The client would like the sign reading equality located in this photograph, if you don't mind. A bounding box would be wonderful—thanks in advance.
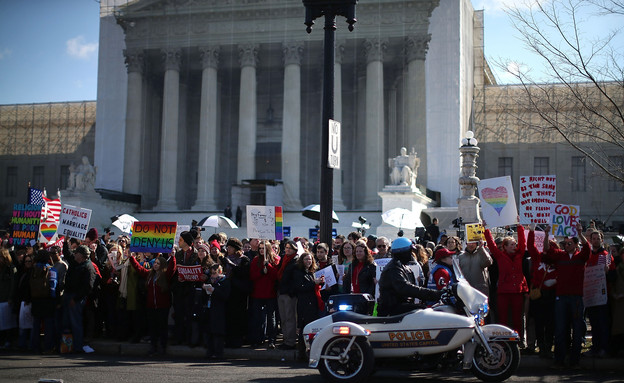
[57,204,92,241]
[130,221,177,253]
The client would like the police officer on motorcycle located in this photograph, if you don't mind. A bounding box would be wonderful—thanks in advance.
[377,237,444,316]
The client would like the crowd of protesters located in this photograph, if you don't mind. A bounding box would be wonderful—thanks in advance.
[0,218,623,368]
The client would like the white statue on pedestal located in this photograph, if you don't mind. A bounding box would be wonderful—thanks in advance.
[68,156,96,192]
[388,147,420,188]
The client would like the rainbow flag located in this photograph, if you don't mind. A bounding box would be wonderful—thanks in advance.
[130,221,177,253]
[275,206,283,240]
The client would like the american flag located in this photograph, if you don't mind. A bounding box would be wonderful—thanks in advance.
[28,187,45,206]
[42,196,62,223]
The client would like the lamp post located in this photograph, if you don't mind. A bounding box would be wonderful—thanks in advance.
[457,130,481,224]
[303,0,357,246]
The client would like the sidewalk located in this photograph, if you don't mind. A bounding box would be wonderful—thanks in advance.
[89,339,624,370]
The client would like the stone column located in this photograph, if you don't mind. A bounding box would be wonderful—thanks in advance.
[333,41,347,211]
[237,43,259,183]
[281,42,303,210]
[405,35,430,186]
[154,48,181,211]
[363,38,387,210]
[192,45,220,211]
[122,49,144,195]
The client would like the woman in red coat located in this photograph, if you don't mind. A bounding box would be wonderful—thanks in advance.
[484,225,527,334]
[129,253,176,356]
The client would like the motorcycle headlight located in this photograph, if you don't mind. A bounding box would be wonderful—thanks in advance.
[475,300,489,326]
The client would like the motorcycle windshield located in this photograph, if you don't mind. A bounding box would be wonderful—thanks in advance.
[452,256,488,314]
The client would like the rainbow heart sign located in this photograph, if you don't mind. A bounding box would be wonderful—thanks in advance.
[478,176,519,228]
[481,186,508,216]
[40,222,58,242]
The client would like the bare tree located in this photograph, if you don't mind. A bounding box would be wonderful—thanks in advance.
[494,0,624,186]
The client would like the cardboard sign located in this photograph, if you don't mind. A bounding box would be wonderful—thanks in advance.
[466,223,485,243]
[130,221,177,253]
[478,176,518,228]
[549,204,580,237]
[519,175,556,224]
[315,265,337,289]
[583,264,608,308]
[177,265,203,282]
[57,204,92,240]
[10,204,42,246]
[246,205,283,240]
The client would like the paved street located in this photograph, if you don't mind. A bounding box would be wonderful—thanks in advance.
[0,354,622,383]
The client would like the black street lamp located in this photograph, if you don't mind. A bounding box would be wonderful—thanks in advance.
[302,0,357,247]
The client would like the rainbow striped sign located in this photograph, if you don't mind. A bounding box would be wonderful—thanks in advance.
[130,221,177,253]
[246,205,283,240]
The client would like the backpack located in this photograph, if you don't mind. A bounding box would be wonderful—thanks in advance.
[30,264,51,299]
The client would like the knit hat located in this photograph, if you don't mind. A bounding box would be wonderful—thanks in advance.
[209,240,221,251]
[434,248,454,263]
[197,243,210,254]
[180,231,194,247]
[86,228,98,241]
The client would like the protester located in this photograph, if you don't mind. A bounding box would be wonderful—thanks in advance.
[223,237,251,348]
[428,248,456,290]
[248,240,279,349]
[458,239,492,297]
[343,240,376,295]
[202,263,230,359]
[172,231,199,346]
[276,240,298,350]
[16,253,34,350]
[293,251,324,358]
[30,249,57,353]
[374,237,390,259]
[0,248,17,348]
[62,245,95,353]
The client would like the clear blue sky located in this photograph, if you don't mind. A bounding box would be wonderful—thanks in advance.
[0,0,621,104]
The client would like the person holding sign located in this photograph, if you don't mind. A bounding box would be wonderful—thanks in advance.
[172,231,199,346]
[223,238,251,349]
[128,252,176,356]
[343,240,377,296]
[484,224,527,336]
[314,243,339,311]
[542,223,588,369]
[581,227,614,359]
[458,239,492,298]
[249,240,280,349]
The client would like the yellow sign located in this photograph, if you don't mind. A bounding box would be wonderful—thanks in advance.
[466,223,485,243]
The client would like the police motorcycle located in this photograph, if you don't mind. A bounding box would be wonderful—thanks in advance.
[302,257,520,383]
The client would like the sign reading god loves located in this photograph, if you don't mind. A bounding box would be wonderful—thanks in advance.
[519,175,556,224]
[10,204,42,245]
[57,204,92,240]
[130,221,177,253]
[549,204,580,237]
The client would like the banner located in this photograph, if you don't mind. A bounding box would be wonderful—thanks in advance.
[177,265,203,282]
[583,264,608,308]
[246,205,284,240]
[465,223,485,243]
[57,204,92,241]
[519,175,556,224]
[478,176,518,228]
[10,204,42,246]
[549,204,580,237]
[130,221,177,253]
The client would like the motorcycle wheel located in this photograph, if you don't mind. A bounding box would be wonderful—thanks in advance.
[471,341,520,382]
[318,336,374,383]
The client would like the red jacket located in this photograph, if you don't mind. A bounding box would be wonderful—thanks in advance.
[484,225,528,294]
[129,255,176,309]
[542,244,589,296]
[527,230,557,291]
[249,256,279,299]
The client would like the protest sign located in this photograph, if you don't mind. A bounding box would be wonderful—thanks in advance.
[177,265,203,282]
[10,204,42,246]
[375,258,393,300]
[174,225,189,246]
[534,230,546,253]
[38,221,58,244]
[478,176,518,228]
[315,266,337,290]
[519,175,556,224]
[335,264,346,286]
[246,205,283,240]
[465,223,485,243]
[57,204,92,240]
[583,264,608,307]
[130,221,177,253]
[549,204,580,237]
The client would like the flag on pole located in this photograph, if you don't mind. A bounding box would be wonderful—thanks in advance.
[42,196,62,223]
[28,187,45,206]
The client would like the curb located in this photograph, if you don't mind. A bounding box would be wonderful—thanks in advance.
[519,354,624,371]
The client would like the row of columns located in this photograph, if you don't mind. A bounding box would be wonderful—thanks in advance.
[122,36,428,211]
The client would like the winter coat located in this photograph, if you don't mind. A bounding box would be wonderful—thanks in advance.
[484,226,528,294]
[458,246,493,296]
[0,264,16,303]
[343,262,376,296]
[129,255,176,309]
[204,276,231,335]
[249,257,278,299]
[293,267,320,328]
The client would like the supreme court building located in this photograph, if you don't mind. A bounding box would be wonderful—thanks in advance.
[94,0,482,213]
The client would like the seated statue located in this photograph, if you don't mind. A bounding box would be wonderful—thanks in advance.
[69,156,96,191]
[388,147,420,188]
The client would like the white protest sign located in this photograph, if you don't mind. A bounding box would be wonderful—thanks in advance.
[335,264,346,286]
[374,258,393,300]
[478,176,518,228]
[315,265,337,290]
[519,175,556,224]
[246,205,283,240]
[57,204,92,240]
[583,264,608,308]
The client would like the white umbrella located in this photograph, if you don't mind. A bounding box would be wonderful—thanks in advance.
[381,208,423,230]
[302,204,339,223]
[111,214,138,234]
[198,215,238,229]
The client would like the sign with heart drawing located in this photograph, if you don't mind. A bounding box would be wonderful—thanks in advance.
[478,176,519,228]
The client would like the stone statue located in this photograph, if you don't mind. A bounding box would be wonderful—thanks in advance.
[69,156,96,191]
[388,147,420,187]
